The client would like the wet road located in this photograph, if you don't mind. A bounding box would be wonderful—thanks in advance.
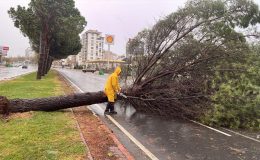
[0,66,37,80]
[58,69,260,160]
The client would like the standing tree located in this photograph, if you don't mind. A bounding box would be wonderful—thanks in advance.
[8,0,86,79]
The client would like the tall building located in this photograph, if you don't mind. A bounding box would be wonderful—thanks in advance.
[79,30,104,64]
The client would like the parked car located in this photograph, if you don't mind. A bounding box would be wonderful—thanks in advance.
[82,69,96,73]
[22,65,28,69]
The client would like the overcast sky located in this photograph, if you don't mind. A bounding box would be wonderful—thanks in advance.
[0,0,260,57]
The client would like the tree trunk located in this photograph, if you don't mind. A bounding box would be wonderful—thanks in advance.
[37,54,45,79]
[46,56,52,74]
[0,92,107,115]
[37,32,44,80]
[42,53,48,76]
[48,58,53,72]
[41,41,47,77]
[40,24,49,77]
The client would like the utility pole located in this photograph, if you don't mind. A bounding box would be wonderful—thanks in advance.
[107,44,110,69]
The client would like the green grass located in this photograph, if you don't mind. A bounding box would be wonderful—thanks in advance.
[0,72,59,99]
[0,71,86,160]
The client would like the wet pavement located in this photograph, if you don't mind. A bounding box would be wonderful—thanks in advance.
[58,68,260,160]
[0,66,37,80]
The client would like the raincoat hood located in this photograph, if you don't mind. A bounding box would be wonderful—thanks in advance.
[114,66,121,75]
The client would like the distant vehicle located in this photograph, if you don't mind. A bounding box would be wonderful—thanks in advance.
[22,65,28,69]
[82,69,96,73]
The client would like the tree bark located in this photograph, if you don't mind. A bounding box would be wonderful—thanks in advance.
[41,38,47,77]
[42,53,48,76]
[37,32,44,80]
[46,57,52,73]
[37,53,44,79]
[0,92,107,115]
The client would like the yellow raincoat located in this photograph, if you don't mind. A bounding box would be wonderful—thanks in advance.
[104,66,121,102]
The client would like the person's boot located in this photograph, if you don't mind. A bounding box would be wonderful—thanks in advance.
[104,109,110,114]
[104,103,110,114]
[109,110,117,114]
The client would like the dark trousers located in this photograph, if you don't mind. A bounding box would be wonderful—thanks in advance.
[105,102,115,112]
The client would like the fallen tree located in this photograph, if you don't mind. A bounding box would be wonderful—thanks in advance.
[0,92,107,115]
[1,0,260,123]
[121,0,260,119]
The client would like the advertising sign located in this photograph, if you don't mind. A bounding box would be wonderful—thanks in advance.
[105,35,115,45]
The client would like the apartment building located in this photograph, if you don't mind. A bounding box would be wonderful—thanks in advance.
[80,29,104,62]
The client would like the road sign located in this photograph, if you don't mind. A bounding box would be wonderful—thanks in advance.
[105,35,114,45]
[0,46,9,56]
[3,46,9,51]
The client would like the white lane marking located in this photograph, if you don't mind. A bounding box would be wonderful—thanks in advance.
[190,120,232,137]
[106,113,159,160]
[93,103,159,160]
[222,128,260,143]
[59,70,159,160]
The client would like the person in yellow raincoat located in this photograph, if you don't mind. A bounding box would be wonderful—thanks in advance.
[104,66,121,114]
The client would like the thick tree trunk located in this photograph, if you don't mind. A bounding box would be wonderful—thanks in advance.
[46,57,50,73]
[42,53,48,76]
[45,56,50,74]
[0,91,107,115]
[49,58,53,72]
[37,53,44,79]
[46,56,52,74]
[37,33,44,80]
[41,40,48,77]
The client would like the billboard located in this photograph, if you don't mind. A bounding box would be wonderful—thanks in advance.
[105,35,115,45]
[0,46,9,56]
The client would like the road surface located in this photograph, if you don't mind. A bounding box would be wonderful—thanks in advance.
[58,68,260,160]
[0,66,36,80]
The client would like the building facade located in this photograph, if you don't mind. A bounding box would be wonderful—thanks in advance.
[79,30,104,63]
